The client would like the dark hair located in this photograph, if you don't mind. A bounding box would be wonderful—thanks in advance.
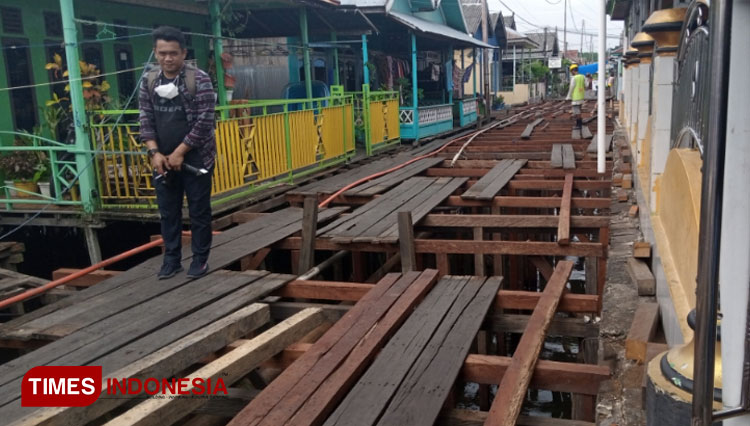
[152,26,186,49]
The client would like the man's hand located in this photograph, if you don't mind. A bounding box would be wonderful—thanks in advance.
[167,151,185,171]
[151,153,170,175]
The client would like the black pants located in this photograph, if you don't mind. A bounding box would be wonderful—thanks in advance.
[155,168,213,266]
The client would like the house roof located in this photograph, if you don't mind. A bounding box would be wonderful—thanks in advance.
[524,31,559,54]
[502,14,516,30]
[388,11,495,48]
[489,12,501,31]
[505,27,538,49]
[459,0,483,35]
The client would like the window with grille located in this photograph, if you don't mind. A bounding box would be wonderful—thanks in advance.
[113,19,127,38]
[1,7,23,34]
[44,12,62,37]
[81,16,97,40]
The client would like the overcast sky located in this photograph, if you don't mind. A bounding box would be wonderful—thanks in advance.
[488,0,624,51]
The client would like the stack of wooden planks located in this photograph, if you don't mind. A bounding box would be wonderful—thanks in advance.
[461,159,527,201]
[551,144,576,169]
[325,275,503,426]
[228,270,440,426]
[318,177,466,244]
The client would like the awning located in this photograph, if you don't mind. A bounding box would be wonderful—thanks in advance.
[388,11,496,49]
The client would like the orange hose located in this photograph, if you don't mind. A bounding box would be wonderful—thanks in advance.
[0,230,220,310]
[318,131,475,208]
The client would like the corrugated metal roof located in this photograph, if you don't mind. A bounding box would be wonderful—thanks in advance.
[388,11,495,48]
[502,14,516,30]
[459,0,483,35]
[525,31,559,53]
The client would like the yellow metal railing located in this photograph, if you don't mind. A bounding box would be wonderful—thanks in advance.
[369,96,400,150]
[90,95,355,208]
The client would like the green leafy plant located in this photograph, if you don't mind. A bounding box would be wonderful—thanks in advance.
[0,139,48,183]
[396,77,424,106]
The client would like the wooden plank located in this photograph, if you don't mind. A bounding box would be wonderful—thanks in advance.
[521,118,544,139]
[558,174,574,245]
[275,280,372,302]
[588,134,613,153]
[376,277,503,426]
[461,159,514,200]
[474,159,526,201]
[529,257,554,281]
[622,173,633,189]
[572,128,582,139]
[562,144,576,169]
[324,276,473,426]
[625,302,660,363]
[550,144,563,168]
[104,308,325,426]
[298,197,319,273]
[445,195,611,209]
[628,258,655,296]
[462,354,610,395]
[413,240,603,257]
[51,269,121,287]
[0,273,295,415]
[439,409,596,426]
[485,261,575,426]
[227,272,413,425]
[633,241,651,258]
[581,125,592,139]
[629,204,639,218]
[0,208,344,341]
[15,304,272,426]
[345,157,444,197]
[398,212,417,273]
[373,177,467,242]
[285,270,440,426]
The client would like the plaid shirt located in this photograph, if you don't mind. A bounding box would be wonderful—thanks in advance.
[138,65,217,169]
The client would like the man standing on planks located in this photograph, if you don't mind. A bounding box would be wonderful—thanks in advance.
[139,26,217,279]
[566,63,585,130]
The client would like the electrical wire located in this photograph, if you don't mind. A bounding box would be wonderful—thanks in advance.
[0,32,151,51]
[0,51,154,241]
[0,66,146,92]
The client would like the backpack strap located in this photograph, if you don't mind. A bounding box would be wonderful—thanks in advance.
[145,65,197,97]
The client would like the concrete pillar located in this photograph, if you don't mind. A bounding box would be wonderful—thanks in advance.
[648,54,675,210]
[629,61,640,149]
[637,61,650,170]
[720,2,750,425]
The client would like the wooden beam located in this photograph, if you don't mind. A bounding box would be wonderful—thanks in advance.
[51,268,121,287]
[18,304,273,426]
[625,303,660,363]
[474,227,484,276]
[521,118,544,139]
[419,215,609,229]
[558,174,574,245]
[506,180,611,191]
[104,308,325,426]
[445,196,610,209]
[298,197,319,273]
[439,409,596,426]
[628,257,656,296]
[414,240,605,257]
[398,211,417,273]
[463,354,609,395]
[275,280,372,301]
[486,261,574,426]
[529,257,554,281]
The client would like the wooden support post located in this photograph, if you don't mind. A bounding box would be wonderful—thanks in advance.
[298,197,319,273]
[436,253,450,277]
[628,257,656,296]
[557,174,573,245]
[626,303,660,363]
[486,261,574,426]
[240,248,271,271]
[398,211,417,273]
[477,330,490,410]
[350,251,366,282]
[474,227,485,276]
[492,206,503,276]
[597,227,609,313]
[584,257,598,295]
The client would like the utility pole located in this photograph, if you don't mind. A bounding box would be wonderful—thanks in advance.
[563,0,567,59]
[481,0,490,124]
[581,20,585,64]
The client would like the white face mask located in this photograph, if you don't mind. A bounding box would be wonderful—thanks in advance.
[155,82,179,99]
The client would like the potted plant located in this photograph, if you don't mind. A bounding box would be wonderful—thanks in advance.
[0,136,48,199]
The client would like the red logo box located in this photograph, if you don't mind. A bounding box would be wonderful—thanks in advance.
[22,366,102,407]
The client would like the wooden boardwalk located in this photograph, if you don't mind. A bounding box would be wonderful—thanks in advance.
[0,100,616,426]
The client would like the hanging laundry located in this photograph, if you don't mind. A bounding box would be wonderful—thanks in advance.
[431,64,440,81]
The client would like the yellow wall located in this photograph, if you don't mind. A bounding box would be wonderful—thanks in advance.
[651,149,702,340]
